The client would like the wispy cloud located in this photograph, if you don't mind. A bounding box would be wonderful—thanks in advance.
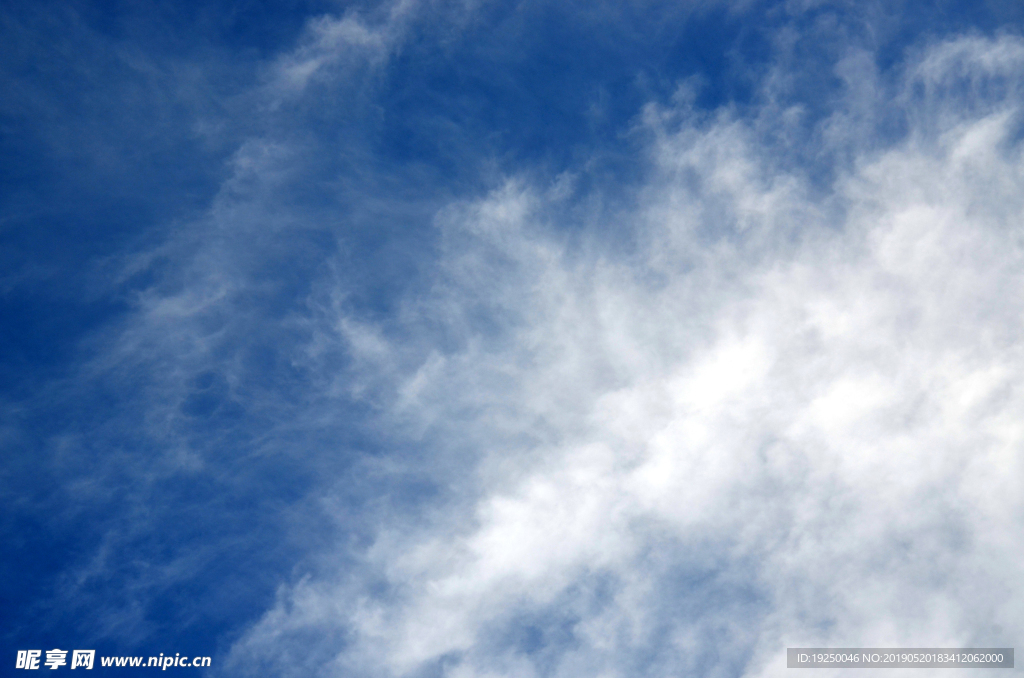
[268,12,393,97]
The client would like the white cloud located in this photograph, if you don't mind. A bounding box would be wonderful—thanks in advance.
[270,14,389,96]
[226,33,1024,678]
[263,0,433,104]
[265,0,480,100]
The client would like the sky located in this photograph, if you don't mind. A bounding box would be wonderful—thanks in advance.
[3,0,1024,676]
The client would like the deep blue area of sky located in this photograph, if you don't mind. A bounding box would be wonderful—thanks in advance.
[2,0,1023,674]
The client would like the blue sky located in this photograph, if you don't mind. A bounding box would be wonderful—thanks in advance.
[3,1,1024,676]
